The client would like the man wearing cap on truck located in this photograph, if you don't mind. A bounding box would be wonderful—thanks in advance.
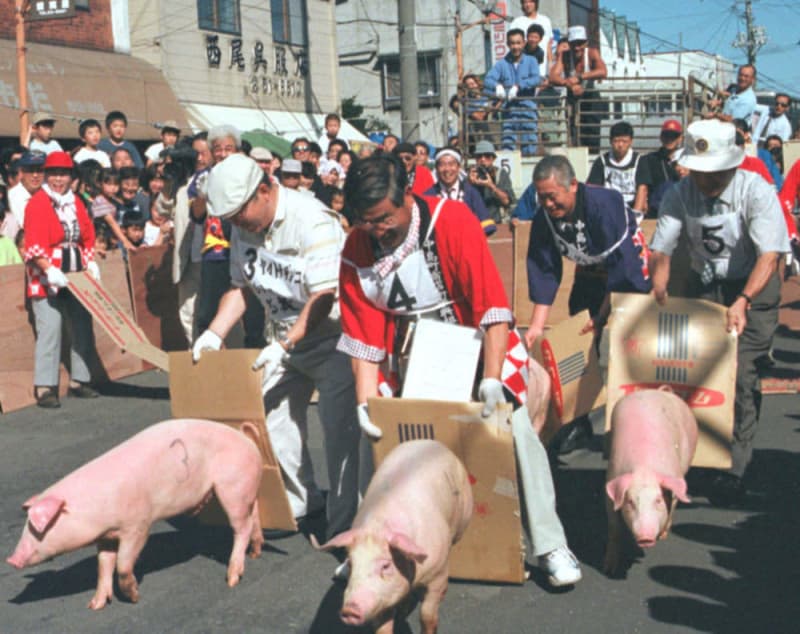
[549,25,608,152]
[191,154,360,540]
[642,119,687,218]
[338,154,583,588]
[650,119,789,507]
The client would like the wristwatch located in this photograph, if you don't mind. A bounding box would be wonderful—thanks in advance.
[279,335,295,351]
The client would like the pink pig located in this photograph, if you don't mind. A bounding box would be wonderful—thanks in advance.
[313,439,472,634]
[604,387,698,574]
[7,418,264,610]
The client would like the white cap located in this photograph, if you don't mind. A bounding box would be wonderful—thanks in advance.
[678,120,745,173]
[567,25,587,42]
[281,159,302,174]
[206,154,264,219]
[250,146,273,161]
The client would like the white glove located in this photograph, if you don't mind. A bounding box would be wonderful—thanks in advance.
[508,85,519,101]
[251,341,287,384]
[357,403,383,440]
[87,261,101,282]
[45,266,69,289]
[495,84,507,99]
[195,171,209,199]
[478,378,506,418]
[192,329,222,362]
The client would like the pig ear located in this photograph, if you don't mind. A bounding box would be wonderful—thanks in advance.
[311,529,358,552]
[387,531,428,564]
[658,474,691,504]
[26,496,66,534]
[605,474,633,511]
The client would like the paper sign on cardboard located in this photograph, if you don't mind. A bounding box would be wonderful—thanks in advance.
[169,350,296,531]
[67,271,169,371]
[402,320,483,402]
[530,310,606,445]
[368,398,525,584]
[606,293,736,469]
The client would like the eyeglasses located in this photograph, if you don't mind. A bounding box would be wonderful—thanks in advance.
[776,102,790,108]
[292,145,309,153]
[355,211,397,229]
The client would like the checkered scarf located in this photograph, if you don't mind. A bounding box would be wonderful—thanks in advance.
[373,202,420,279]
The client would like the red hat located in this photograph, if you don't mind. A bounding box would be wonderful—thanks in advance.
[661,119,683,134]
[44,151,74,170]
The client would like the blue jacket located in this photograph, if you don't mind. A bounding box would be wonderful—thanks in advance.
[424,180,496,236]
[511,183,537,221]
[757,148,784,189]
[483,52,541,98]
[527,184,651,305]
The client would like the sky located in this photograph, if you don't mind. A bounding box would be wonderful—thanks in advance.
[600,0,800,94]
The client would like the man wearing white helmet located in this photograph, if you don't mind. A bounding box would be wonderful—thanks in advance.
[650,119,790,506]
[192,153,360,539]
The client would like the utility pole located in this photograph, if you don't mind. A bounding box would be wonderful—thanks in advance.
[732,0,767,66]
[15,0,30,145]
[398,0,420,141]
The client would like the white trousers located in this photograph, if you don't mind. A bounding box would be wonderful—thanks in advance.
[262,335,360,539]
[511,406,569,557]
[177,261,201,347]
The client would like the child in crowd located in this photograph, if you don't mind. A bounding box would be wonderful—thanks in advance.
[73,119,111,167]
[118,166,149,221]
[111,147,135,171]
[28,112,63,155]
[329,189,350,230]
[121,211,146,255]
[145,121,180,167]
[92,168,133,252]
[0,233,22,266]
[143,206,173,247]
[98,111,144,168]
[92,218,112,259]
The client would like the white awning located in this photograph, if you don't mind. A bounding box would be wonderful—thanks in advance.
[183,103,369,144]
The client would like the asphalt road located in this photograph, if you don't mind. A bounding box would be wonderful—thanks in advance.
[1,330,799,633]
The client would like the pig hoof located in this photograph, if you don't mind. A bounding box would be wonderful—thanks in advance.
[87,595,110,610]
[118,576,139,603]
[227,573,241,588]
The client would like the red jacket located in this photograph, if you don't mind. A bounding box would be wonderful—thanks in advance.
[23,189,95,298]
[779,159,800,241]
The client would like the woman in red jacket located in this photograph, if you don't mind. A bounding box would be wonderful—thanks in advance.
[23,151,99,408]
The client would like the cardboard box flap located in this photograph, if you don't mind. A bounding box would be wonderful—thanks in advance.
[606,293,736,469]
[169,351,265,421]
[531,310,606,444]
[67,271,169,371]
[168,350,295,531]
[368,398,525,584]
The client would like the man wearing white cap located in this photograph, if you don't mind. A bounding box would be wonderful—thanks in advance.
[650,120,790,506]
[192,154,360,539]
[549,25,607,151]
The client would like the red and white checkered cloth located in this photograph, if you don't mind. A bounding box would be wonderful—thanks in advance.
[501,328,529,406]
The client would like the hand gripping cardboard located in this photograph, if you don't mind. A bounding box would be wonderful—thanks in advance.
[368,398,525,584]
[169,350,296,531]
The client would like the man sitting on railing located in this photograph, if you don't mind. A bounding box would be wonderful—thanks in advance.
[483,28,541,157]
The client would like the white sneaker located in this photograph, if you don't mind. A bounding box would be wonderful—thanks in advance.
[333,559,350,581]
[538,545,582,587]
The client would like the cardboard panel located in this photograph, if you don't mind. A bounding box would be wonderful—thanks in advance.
[67,269,169,372]
[0,254,144,414]
[368,399,525,584]
[606,293,736,469]
[512,220,575,326]
[530,311,606,445]
[127,245,188,352]
[487,224,513,306]
[169,351,296,532]
[783,141,800,176]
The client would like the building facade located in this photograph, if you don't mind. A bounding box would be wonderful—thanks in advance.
[0,0,184,142]
[128,0,360,143]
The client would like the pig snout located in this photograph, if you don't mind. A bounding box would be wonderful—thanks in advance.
[340,600,366,626]
[7,554,25,569]
[631,518,661,548]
